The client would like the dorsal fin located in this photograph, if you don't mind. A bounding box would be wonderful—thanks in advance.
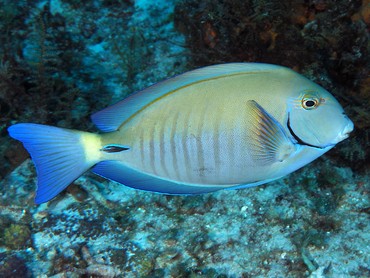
[91,63,285,132]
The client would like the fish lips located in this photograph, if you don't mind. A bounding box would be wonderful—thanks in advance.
[333,117,354,143]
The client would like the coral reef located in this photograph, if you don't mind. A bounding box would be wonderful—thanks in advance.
[0,0,369,277]
[0,253,30,277]
[174,0,368,78]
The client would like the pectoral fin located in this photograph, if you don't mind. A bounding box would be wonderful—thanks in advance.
[247,100,296,165]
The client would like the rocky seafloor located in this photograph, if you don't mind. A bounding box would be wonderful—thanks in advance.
[1,0,369,277]
[1,157,370,277]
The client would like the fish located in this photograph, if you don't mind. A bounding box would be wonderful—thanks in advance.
[8,63,354,204]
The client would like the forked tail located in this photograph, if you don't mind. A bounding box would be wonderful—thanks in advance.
[8,124,102,204]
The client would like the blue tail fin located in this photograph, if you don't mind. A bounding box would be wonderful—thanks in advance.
[8,123,97,204]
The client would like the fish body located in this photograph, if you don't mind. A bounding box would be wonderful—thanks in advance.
[8,63,354,204]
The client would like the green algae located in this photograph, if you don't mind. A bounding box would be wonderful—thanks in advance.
[2,223,31,250]
[128,250,155,276]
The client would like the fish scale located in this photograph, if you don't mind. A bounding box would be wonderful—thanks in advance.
[120,86,252,184]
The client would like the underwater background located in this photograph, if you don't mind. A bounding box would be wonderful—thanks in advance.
[0,0,369,277]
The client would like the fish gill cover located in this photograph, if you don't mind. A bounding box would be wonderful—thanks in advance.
[0,0,369,277]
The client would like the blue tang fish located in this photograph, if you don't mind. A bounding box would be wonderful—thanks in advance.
[8,63,354,204]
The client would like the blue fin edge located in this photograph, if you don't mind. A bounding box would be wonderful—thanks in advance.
[8,123,91,204]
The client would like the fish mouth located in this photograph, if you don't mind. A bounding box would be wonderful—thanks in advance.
[334,116,354,143]
[287,113,324,149]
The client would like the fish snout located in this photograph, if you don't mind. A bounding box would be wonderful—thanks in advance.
[335,116,354,142]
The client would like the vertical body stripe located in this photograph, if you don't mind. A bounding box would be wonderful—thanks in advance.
[212,108,222,178]
[182,109,192,181]
[196,104,207,181]
[139,126,145,166]
[159,114,169,178]
[149,122,157,175]
[226,117,236,176]
[170,111,180,180]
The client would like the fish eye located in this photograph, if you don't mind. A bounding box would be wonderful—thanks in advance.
[301,95,320,110]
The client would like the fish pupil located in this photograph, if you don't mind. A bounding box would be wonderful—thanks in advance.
[305,100,315,107]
